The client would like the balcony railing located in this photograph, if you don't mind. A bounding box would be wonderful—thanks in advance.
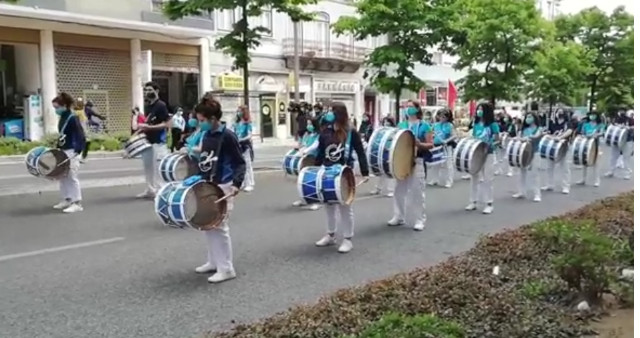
[282,38,367,63]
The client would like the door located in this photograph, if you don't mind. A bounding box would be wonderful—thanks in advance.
[260,97,275,138]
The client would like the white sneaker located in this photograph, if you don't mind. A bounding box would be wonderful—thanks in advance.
[540,186,552,191]
[53,200,71,210]
[338,239,353,253]
[465,203,477,211]
[308,204,320,211]
[624,175,631,180]
[604,172,614,178]
[62,203,83,213]
[561,188,570,194]
[195,263,217,274]
[207,270,236,283]
[387,217,405,226]
[243,186,254,192]
[292,200,303,207]
[593,181,600,187]
[136,191,155,199]
[385,192,394,198]
[482,205,493,214]
[576,180,586,185]
[444,183,452,188]
[427,181,437,186]
[369,189,381,195]
[533,196,541,202]
[512,193,524,199]
[315,234,336,247]
[506,171,513,177]
[413,222,425,231]
[461,174,471,180]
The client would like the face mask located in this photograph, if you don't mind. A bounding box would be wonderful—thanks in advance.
[323,112,335,123]
[145,91,157,100]
[525,117,534,125]
[200,121,212,131]
[476,110,483,118]
[589,115,596,121]
[503,117,508,122]
[237,111,242,117]
[55,107,66,115]
[306,125,314,132]
[406,107,418,117]
[188,118,198,128]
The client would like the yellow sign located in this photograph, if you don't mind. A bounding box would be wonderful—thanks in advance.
[217,74,244,91]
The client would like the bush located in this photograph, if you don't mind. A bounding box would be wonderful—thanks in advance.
[344,313,465,338]
[0,133,126,155]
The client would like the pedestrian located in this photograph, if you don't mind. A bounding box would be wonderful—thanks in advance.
[170,107,186,152]
[429,108,455,188]
[72,98,90,164]
[314,102,369,253]
[576,111,604,187]
[131,107,146,135]
[387,101,431,231]
[541,109,574,194]
[370,114,395,197]
[292,116,321,211]
[234,105,254,192]
[51,92,86,213]
[192,100,245,283]
[513,112,543,202]
[137,81,170,198]
[84,100,106,133]
[465,102,500,214]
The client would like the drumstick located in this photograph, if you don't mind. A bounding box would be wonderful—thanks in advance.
[57,153,79,167]
[356,177,370,187]
[214,193,234,204]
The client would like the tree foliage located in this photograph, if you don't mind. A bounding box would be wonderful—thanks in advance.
[443,0,548,105]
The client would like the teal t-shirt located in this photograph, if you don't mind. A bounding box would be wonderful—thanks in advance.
[235,121,252,139]
[434,121,453,145]
[185,130,205,159]
[472,121,500,153]
[397,120,409,130]
[580,121,601,137]
[522,125,541,150]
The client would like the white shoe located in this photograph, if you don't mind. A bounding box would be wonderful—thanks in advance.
[427,181,437,186]
[195,262,217,274]
[593,182,600,187]
[482,205,493,214]
[576,180,586,185]
[385,192,394,197]
[624,175,631,180]
[387,217,405,226]
[62,203,83,213]
[292,200,303,207]
[413,222,425,231]
[506,171,513,177]
[540,186,552,191]
[512,193,524,199]
[207,270,236,283]
[315,234,336,247]
[53,200,71,210]
[369,189,381,195]
[461,174,471,180]
[136,191,155,199]
[79,159,87,164]
[243,186,254,192]
[444,183,452,188]
[465,203,477,211]
[533,196,541,202]
[561,188,570,194]
[604,172,614,178]
[308,204,320,211]
[338,239,353,253]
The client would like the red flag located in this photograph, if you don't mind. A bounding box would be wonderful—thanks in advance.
[447,80,457,110]
[469,100,477,118]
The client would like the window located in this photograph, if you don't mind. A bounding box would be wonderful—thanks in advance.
[216,8,272,35]
[431,52,443,65]
[248,9,273,36]
[303,12,330,52]
[216,9,235,30]
[152,0,209,18]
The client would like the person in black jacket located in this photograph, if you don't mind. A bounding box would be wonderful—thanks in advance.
[192,100,245,284]
[313,102,369,254]
[51,92,86,213]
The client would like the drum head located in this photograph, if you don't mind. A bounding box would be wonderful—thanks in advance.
[390,130,416,180]
[189,182,228,231]
[340,166,356,205]
[173,155,195,181]
[586,139,598,166]
[468,141,489,175]
[38,149,69,178]
[555,141,568,162]
[520,142,534,168]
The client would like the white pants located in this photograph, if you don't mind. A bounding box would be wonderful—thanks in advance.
[518,154,541,199]
[142,144,163,193]
[203,183,234,273]
[375,176,394,193]
[543,155,571,192]
[324,203,355,238]
[241,149,254,189]
[59,149,82,202]
[393,164,426,224]
[470,153,495,204]
[609,144,633,177]
[430,146,454,186]
[581,159,601,185]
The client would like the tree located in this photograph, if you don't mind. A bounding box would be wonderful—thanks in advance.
[164,0,315,106]
[526,39,591,114]
[443,0,549,106]
[554,6,634,112]
[333,0,446,119]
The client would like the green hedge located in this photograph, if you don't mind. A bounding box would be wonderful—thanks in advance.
[0,132,131,156]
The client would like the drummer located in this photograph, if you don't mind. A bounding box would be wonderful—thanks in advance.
[234,105,255,192]
[513,112,543,202]
[292,117,321,211]
[182,114,204,160]
[465,102,500,214]
[576,111,604,187]
[192,100,246,284]
[313,102,369,254]
[388,101,432,231]
[370,114,395,197]
[51,92,86,213]
[604,108,633,180]
[428,108,455,188]
[541,109,574,194]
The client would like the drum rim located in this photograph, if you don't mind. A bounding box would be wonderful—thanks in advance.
[194,182,228,231]
[365,127,391,177]
[154,182,180,227]
[296,166,319,204]
[339,165,356,205]
[38,148,70,179]
[389,128,415,180]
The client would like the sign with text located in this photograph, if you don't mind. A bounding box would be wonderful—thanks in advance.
[314,79,358,94]
[217,74,244,91]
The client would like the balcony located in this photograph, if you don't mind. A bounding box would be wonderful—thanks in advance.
[282,38,367,73]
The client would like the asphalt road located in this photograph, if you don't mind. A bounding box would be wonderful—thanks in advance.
[0,162,633,338]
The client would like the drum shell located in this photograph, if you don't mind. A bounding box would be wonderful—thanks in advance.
[24,146,47,177]
[282,149,315,176]
[168,180,228,231]
[154,182,182,228]
[124,134,151,157]
[159,153,199,182]
[366,127,415,180]
[571,136,598,167]
[425,146,446,167]
[453,137,489,175]
[37,149,70,179]
[604,125,628,149]
[506,139,534,168]
[538,135,568,163]
[297,165,356,205]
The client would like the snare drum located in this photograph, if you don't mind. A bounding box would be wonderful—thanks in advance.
[154,182,181,228]
[425,145,445,167]
[167,176,228,231]
[282,149,316,176]
[604,125,628,149]
[452,137,489,175]
[571,136,598,166]
[297,165,356,205]
[159,153,198,182]
[506,139,534,168]
[366,127,415,180]
[124,133,151,158]
[24,147,70,179]
[538,135,568,163]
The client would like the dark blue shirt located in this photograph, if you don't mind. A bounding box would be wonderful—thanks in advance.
[314,127,369,176]
[198,124,246,188]
[144,100,170,144]
[57,110,86,154]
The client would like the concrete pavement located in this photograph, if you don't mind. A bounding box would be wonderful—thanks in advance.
[0,166,632,338]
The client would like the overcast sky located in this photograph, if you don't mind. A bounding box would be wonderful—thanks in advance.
[559,0,635,14]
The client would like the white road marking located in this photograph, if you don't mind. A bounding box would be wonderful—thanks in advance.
[0,237,125,263]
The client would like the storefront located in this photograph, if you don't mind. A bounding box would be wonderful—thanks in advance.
[312,78,362,121]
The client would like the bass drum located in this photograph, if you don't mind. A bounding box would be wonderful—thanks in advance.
[571,136,598,167]
[506,139,534,168]
[366,127,415,180]
[167,176,229,231]
[452,137,489,175]
[297,165,356,205]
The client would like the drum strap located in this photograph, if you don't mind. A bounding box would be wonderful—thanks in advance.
[57,114,74,146]
[343,130,353,163]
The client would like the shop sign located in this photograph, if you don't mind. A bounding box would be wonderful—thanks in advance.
[217,74,244,91]
[314,80,358,94]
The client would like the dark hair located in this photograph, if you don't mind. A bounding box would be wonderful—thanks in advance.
[331,101,349,143]
[523,112,541,129]
[474,102,495,125]
[52,92,74,108]
[410,100,424,120]
[307,116,320,131]
[436,108,453,122]
[195,103,222,121]
[238,105,251,122]
[144,81,160,91]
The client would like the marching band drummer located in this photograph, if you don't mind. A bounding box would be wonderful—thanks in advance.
[428,108,455,188]
[388,102,433,231]
[292,117,322,211]
[604,108,633,180]
[370,114,395,197]
[513,112,543,202]
[541,110,575,194]
[182,114,205,159]
[465,103,500,214]
[314,102,369,254]
[576,111,604,187]
[52,92,86,213]
[192,101,246,283]
[234,105,255,192]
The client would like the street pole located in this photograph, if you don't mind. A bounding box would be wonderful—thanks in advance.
[293,20,301,103]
